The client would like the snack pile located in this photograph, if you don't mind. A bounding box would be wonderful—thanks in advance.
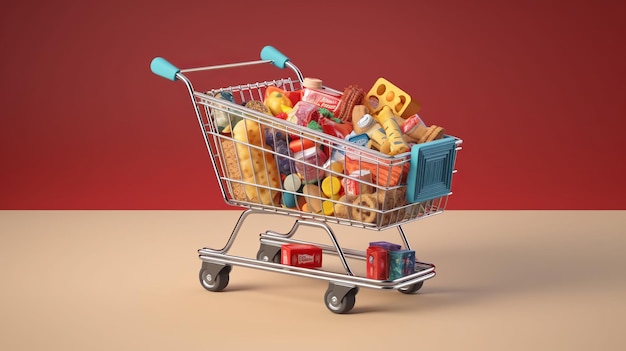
[215,77,445,226]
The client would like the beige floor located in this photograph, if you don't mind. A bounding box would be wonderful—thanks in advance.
[1,210,624,350]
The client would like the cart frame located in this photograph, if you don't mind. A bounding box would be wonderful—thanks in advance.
[151,46,462,313]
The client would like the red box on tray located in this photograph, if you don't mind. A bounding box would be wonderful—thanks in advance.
[281,244,323,268]
[369,241,402,252]
[366,246,389,280]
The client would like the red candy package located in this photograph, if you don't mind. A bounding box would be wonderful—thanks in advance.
[281,244,323,268]
[366,246,389,280]
[318,117,353,139]
[300,80,342,114]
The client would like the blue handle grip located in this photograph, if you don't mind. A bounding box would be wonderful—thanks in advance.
[150,57,180,81]
[260,46,289,69]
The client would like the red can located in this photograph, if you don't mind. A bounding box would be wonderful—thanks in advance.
[343,170,373,196]
[281,244,323,268]
[366,246,388,280]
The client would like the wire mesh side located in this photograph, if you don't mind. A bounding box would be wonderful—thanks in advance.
[191,79,456,230]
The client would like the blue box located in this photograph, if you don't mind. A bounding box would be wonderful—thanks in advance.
[406,136,457,203]
[388,250,415,280]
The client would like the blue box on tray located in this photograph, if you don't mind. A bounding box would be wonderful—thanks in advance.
[388,250,416,280]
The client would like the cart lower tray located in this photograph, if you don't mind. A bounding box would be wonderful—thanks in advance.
[197,209,435,314]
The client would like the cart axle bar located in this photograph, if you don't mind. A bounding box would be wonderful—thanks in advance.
[198,250,435,290]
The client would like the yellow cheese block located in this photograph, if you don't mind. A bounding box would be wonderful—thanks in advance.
[365,77,421,118]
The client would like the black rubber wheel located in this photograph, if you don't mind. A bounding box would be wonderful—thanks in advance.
[324,289,356,314]
[256,249,281,263]
[398,281,424,294]
[199,267,230,292]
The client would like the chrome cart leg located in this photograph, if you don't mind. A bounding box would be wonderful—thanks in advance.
[198,209,259,292]
[201,208,260,254]
[397,225,411,250]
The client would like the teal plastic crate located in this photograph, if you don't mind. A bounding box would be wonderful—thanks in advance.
[406,136,457,203]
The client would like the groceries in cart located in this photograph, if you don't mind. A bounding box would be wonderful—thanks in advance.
[212,75,452,228]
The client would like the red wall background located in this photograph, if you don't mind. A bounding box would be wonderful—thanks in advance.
[1,0,624,210]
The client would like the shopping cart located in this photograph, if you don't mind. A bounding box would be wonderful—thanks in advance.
[150,46,462,314]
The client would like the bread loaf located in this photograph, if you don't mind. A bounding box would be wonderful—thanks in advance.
[221,139,246,201]
[232,119,281,206]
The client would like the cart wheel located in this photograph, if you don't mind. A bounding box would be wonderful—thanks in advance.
[324,287,357,314]
[199,265,230,292]
[256,248,281,263]
[398,281,424,294]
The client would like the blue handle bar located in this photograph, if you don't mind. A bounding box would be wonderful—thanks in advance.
[260,46,290,69]
[150,57,180,81]
[151,46,290,80]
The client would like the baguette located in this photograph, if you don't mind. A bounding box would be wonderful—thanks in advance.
[232,119,281,206]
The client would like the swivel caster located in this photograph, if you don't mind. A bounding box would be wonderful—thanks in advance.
[199,261,232,292]
[324,283,359,314]
[256,244,281,263]
[398,280,424,294]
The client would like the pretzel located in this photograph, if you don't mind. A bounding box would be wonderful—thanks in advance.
[418,125,445,143]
